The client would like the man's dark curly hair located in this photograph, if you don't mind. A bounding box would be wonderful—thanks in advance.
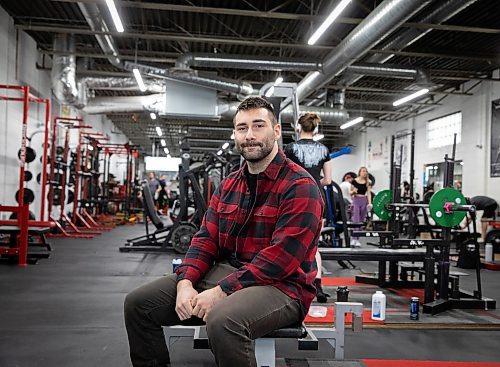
[234,96,277,126]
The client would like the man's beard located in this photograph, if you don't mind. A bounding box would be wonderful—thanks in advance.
[236,138,275,163]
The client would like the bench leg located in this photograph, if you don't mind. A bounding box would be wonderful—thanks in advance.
[255,338,275,367]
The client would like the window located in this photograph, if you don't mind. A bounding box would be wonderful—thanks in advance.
[427,112,462,149]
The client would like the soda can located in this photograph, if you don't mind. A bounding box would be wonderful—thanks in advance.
[410,297,419,320]
[172,258,182,273]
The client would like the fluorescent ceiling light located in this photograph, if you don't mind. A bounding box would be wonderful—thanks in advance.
[155,126,163,137]
[308,0,351,45]
[133,68,146,92]
[340,116,364,130]
[160,139,166,147]
[150,112,157,120]
[313,133,324,141]
[163,147,169,155]
[393,88,429,107]
[222,142,230,150]
[275,76,284,84]
[167,154,172,159]
[105,0,124,33]
[230,133,235,139]
[217,149,223,156]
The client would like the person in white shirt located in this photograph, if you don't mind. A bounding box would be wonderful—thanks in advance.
[339,174,354,204]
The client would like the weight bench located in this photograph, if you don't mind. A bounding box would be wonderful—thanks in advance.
[163,302,363,366]
[0,225,51,263]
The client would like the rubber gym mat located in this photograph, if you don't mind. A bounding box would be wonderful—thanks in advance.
[304,307,384,324]
[363,360,500,367]
[322,277,372,287]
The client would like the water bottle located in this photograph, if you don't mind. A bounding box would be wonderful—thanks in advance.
[371,290,386,321]
[336,286,349,302]
[485,243,493,262]
[172,258,182,273]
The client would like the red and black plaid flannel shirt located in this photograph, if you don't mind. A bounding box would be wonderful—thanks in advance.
[176,150,324,314]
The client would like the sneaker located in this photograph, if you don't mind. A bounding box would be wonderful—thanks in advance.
[351,240,362,248]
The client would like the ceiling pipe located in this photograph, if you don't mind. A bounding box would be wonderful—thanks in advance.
[175,53,322,72]
[345,62,430,84]
[77,2,121,66]
[217,101,348,125]
[295,0,432,103]
[124,61,254,97]
[336,0,479,88]
[51,34,79,106]
[82,93,166,114]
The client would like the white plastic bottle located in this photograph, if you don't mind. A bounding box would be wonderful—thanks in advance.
[371,291,386,321]
[485,243,493,262]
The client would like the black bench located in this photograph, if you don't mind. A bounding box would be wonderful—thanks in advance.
[0,225,51,263]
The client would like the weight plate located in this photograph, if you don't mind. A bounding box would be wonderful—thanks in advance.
[368,173,376,187]
[372,189,393,221]
[9,211,36,220]
[56,146,65,156]
[67,190,74,204]
[15,188,35,204]
[429,187,467,228]
[24,170,33,182]
[18,147,36,163]
[170,224,198,254]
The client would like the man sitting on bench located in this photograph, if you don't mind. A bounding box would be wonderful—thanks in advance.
[124,97,324,367]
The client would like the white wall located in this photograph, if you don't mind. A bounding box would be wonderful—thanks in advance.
[0,5,129,220]
[346,78,500,201]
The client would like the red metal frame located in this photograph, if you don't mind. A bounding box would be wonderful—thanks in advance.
[0,84,53,265]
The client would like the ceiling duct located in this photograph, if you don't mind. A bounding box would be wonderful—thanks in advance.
[336,0,479,87]
[77,2,121,66]
[51,34,79,106]
[295,0,432,103]
[82,93,166,114]
[81,77,165,93]
[175,53,322,72]
[217,101,348,125]
[345,63,430,84]
[124,61,253,96]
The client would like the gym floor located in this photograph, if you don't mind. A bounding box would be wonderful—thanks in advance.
[1,224,500,367]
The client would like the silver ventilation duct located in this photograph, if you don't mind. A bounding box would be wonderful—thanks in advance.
[217,101,349,124]
[346,63,429,84]
[175,53,322,72]
[337,0,479,87]
[81,77,165,93]
[82,94,166,114]
[296,0,431,103]
[77,2,121,66]
[51,34,79,106]
[124,61,253,96]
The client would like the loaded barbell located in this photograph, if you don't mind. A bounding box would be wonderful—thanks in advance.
[372,187,474,228]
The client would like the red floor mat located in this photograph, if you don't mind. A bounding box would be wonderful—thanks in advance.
[304,307,384,324]
[363,360,500,367]
[322,277,372,287]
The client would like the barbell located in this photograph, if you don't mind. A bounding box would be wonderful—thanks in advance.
[372,187,473,228]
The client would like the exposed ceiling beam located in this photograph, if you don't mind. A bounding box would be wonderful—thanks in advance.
[17,23,500,64]
[339,86,474,96]
[52,0,500,34]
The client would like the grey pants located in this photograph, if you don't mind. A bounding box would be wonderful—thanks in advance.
[124,262,302,367]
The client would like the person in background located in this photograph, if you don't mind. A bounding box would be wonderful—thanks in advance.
[350,166,372,248]
[284,112,332,303]
[339,173,354,206]
[464,196,498,243]
[147,172,160,201]
[124,96,323,367]
[401,181,411,201]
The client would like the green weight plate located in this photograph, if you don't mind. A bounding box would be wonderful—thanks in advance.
[372,189,393,221]
[429,187,467,227]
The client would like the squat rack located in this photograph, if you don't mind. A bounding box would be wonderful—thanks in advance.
[0,84,53,265]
